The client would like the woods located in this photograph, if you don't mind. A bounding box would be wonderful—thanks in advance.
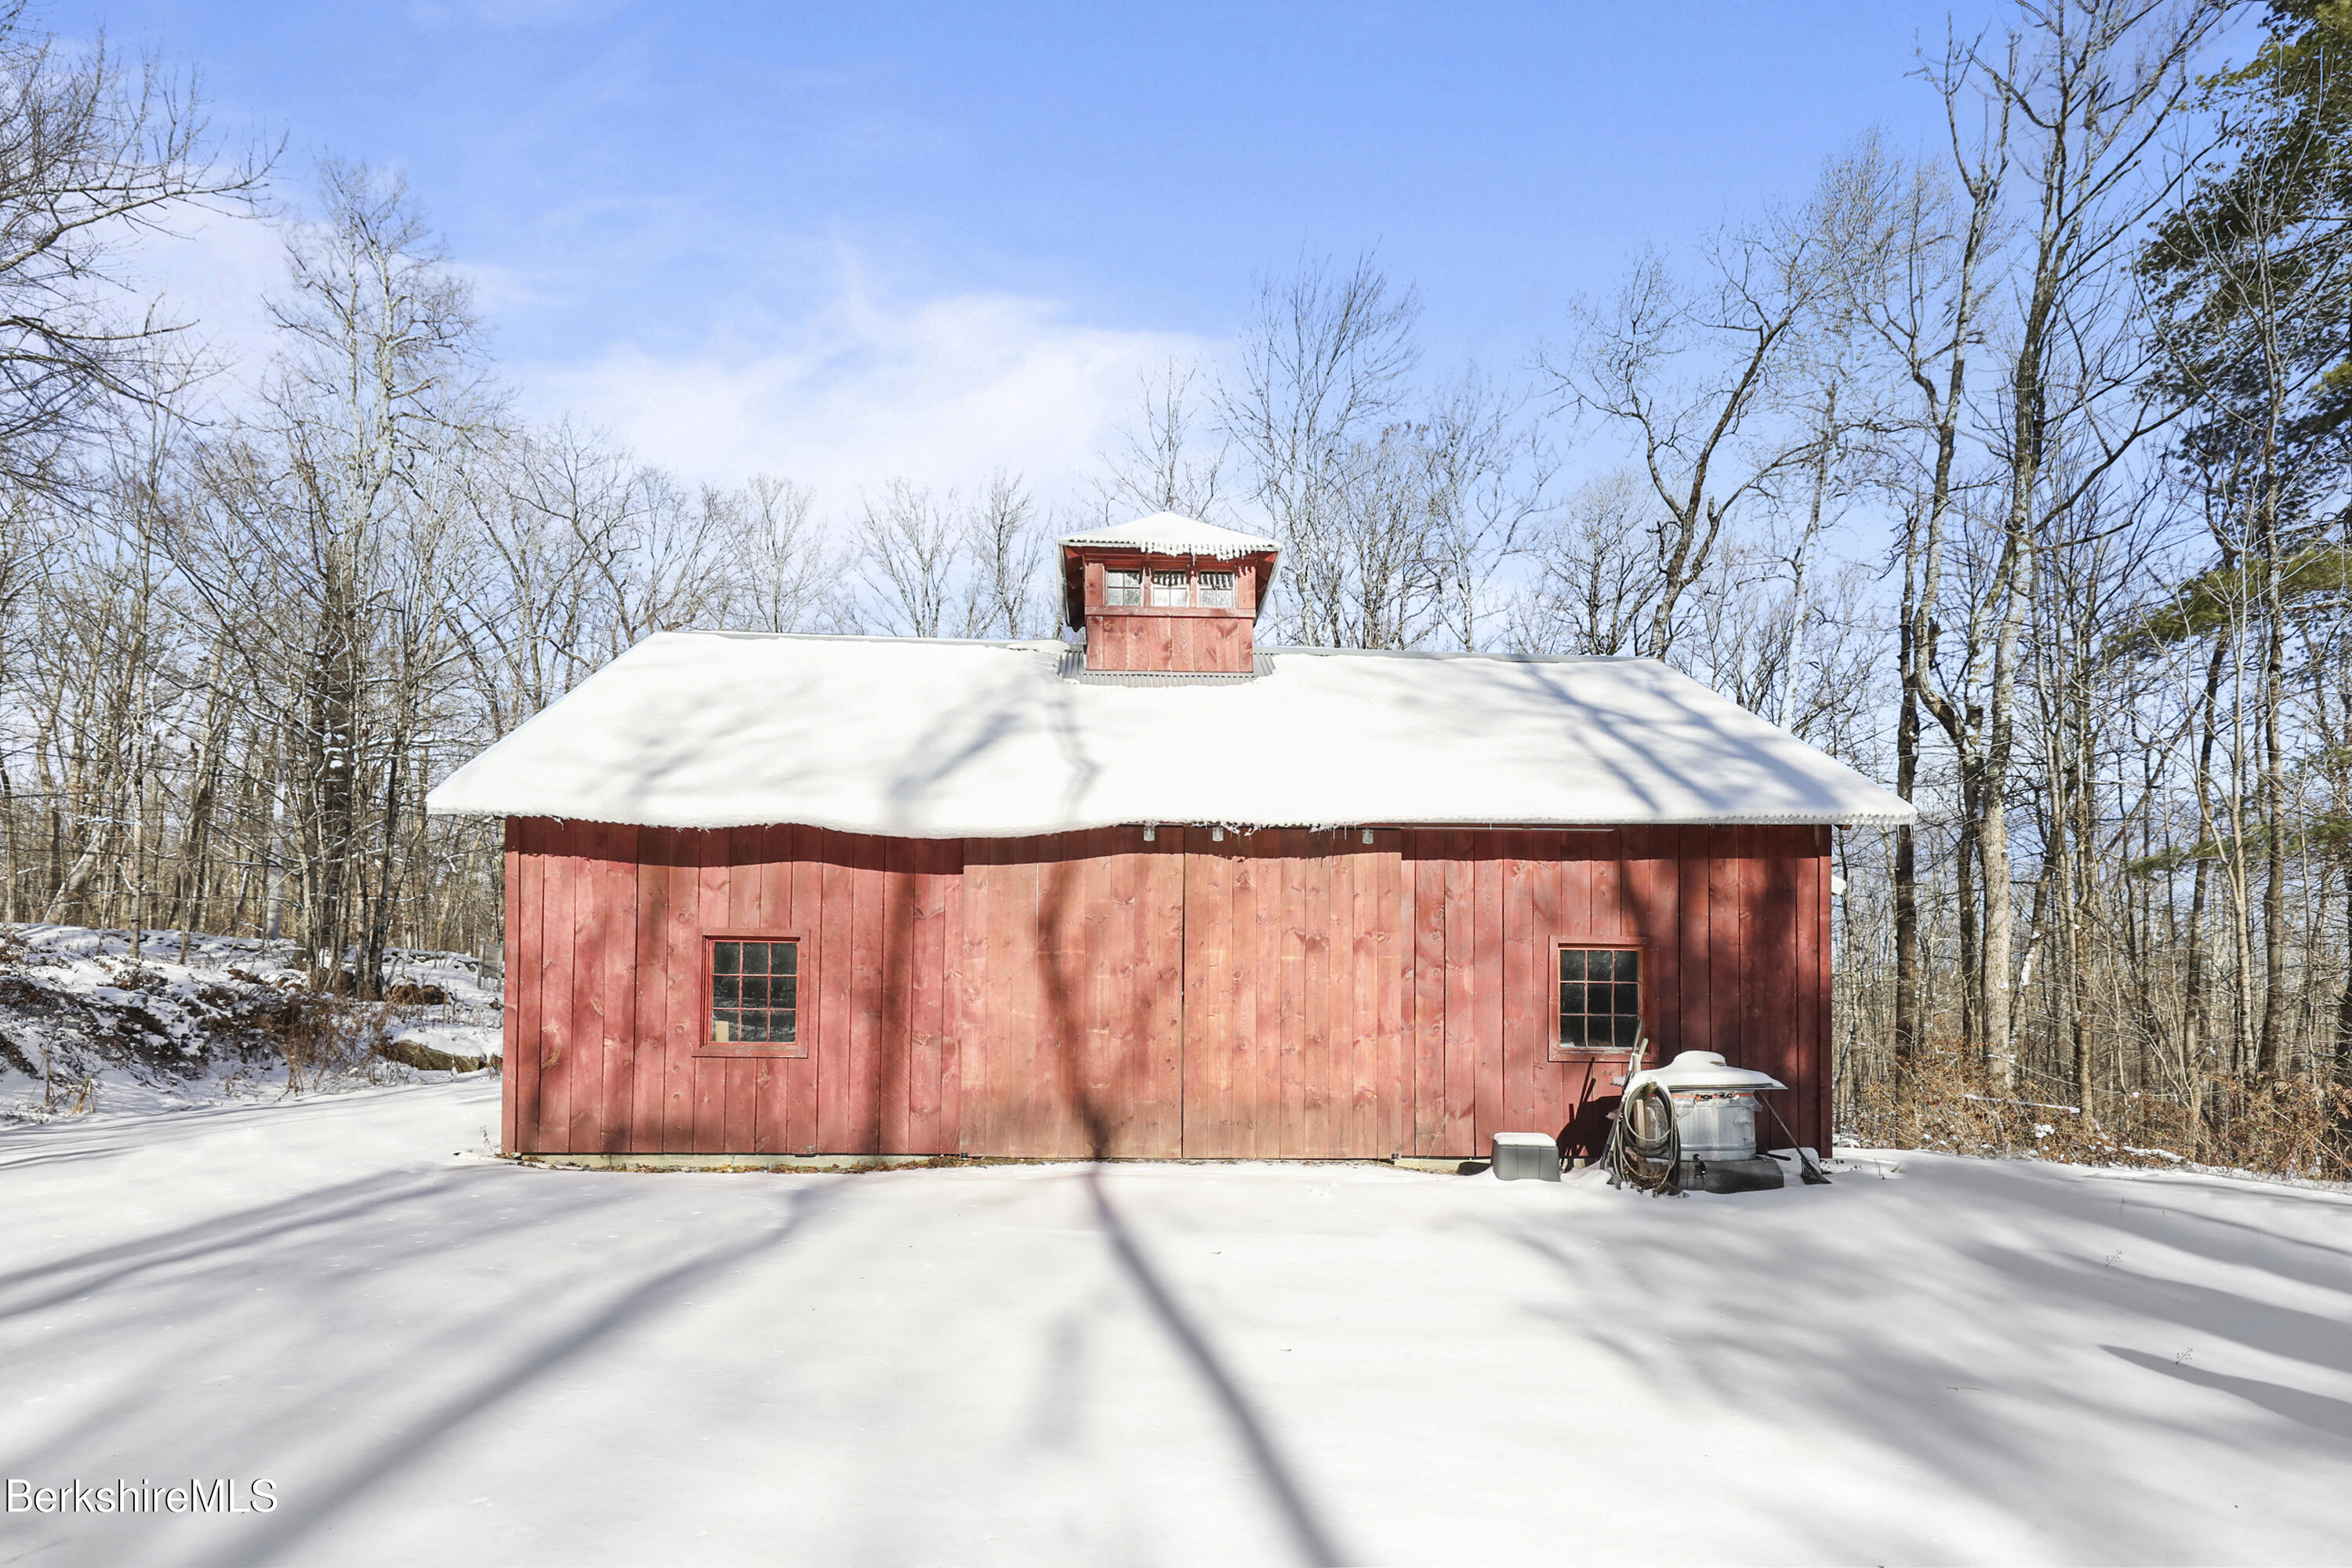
[4,0,2347,1174]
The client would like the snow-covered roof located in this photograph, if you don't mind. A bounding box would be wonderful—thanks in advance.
[426,632,1915,834]
[1056,512,1279,559]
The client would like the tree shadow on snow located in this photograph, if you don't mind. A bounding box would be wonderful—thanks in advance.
[0,1166,845,1567]
[1494,1158,2352,1563]
[1084,1166,1348,1568]
[2103,1345,2352,1446]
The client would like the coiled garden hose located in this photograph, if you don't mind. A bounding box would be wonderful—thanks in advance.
[1605,1077,1682,1196]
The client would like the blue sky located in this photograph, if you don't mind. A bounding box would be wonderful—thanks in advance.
[83,0,2031,504]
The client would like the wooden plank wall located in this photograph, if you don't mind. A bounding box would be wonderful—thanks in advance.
[1086,613,1253,673]
[503,818,1831,1158]
[510,820,961,1156]
[1179,829,1410,1158]
[960,829,1185,1158]
[1401,825,1830,1158]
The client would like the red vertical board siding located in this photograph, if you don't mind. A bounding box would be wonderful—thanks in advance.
[1536,842,1573,1134]
[564,822,604,1151]
[506,822,524,1152]
[1592,839,1624,944]
[1032,842,1075,1156]
[1146,831,1187,1156]
[1254,835,1290,1158]
[953,837,990,1155]
[1081,840,1114,1149]
[1237,834,1274,1157]
[536,823,578,1154]
[1677,834,1711,1060]
[786,822,825,1153]
[1356,839,1389,1156]
[956,837,992,1154]
[1300,832,1327,1159]
[1181,829,1229,1156]
[1037,836,1073,1152]
[877,837,913,1154]
[982,837,1020,1156]
[650,827,688,1153]
[660,844,699,1152]
[630,840,669,1152]
[939,840,967,1156]
[684,832,722,1150]
[597,822,641,1153]
[908,837,951,1153]
[851,834,889,1152]
[993,845,1036,1155]
[1708,831,1744,1068]
[1441,835,1478,1156]
[677,832,710,1152]
[1625,827,1679,1062]
[815,842,857,1150]
[1348,837,1374,1155]
[1760,832,1799,1103]
[980,843,1032,1154]
[1817,829,1834,1151]
[1797,838,1824,1152]
[1410,836,1448,1156]
[1560,841,1592,945]
[1736,828,1764,1080]
[503,819,528,1156]
[501,818,1832,1160]
[567,821,600,1146]
[715,827,756,1152]
[746,825,788,1154]
[1470,843,1507,1152]
[1376,834,1408,1159]
[1501,848,1537,1136]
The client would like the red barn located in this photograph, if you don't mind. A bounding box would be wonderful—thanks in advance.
[426,514,1911,1163]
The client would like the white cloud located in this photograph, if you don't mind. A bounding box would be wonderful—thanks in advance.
[107,198,1228,521]
[114,202,288,416]
[516,278,1220,515]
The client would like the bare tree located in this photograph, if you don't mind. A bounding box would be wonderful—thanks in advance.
[1538,216,1831,658]
[959,469,1044,638]
[727,474,833,633]
[1219,250,1420,643]
[0,4,271,494]
[1511,470,1658,655]
[1097,361,1231,524]
[1952,0,2218,1087]
[855,479,962,637]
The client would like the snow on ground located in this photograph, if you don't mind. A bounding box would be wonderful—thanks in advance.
[0,925,501,1120]
[3,1084,2348,1567]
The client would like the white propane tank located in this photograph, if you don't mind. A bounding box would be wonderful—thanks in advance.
[1622,1050,1785,1162]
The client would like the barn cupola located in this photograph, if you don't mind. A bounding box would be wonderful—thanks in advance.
[1058,512,1280,673]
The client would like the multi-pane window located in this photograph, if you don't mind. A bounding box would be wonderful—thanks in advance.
[1100,565,1244,609]
[1559,947,1640,1049]
[711,938,797,1045]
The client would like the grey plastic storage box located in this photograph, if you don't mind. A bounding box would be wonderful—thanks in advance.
[1491,1132,1561,1181]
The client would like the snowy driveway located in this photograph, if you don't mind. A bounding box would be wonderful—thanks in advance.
[2,1082,2347,1566]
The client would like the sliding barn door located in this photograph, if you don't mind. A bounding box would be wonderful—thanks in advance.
[1179,828,1412,1159]
[958,829,1185,1157]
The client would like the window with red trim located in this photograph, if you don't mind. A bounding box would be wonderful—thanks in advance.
[1555,945,1641,1054]
[710,938,797,1046]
